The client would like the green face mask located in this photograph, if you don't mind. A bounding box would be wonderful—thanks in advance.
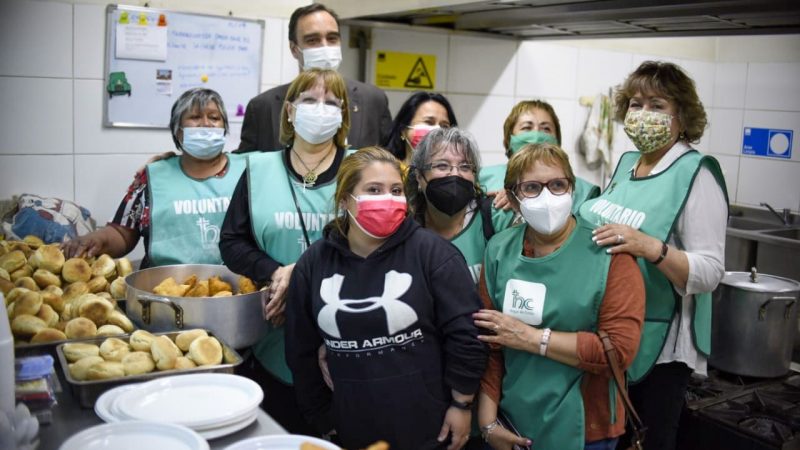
[508,130,559,155]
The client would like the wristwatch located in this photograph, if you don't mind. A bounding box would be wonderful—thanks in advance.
[450,399,474,410]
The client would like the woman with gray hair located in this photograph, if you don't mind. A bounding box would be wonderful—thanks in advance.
[407,127,514,284]
[63,87,246,268]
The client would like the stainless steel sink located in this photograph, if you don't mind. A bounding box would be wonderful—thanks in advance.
[761,228,800,240]
[727,216,780,231]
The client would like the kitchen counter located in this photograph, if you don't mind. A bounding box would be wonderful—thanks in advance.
[37,360,287,450]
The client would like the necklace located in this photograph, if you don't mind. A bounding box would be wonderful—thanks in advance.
[292,146,335,186]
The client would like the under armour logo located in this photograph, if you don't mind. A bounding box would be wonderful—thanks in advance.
[318,270,418,338]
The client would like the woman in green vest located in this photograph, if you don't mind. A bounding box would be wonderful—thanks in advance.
[405,127,514,285]
[219,68,352,435]
[62,88,245,267]
[480,100,600,215]
[474,143,645,450]
[578,61,728,450]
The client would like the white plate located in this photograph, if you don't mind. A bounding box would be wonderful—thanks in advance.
[115,373,263,429]
[199,409,259,440]
[223,435,341,450]
[94,384,142,423]
[60,421,209,450]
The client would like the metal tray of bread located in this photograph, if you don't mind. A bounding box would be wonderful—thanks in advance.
[56,330,243,408]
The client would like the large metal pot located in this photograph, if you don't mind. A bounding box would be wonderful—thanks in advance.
[124,264,268,349]
[710,268,800,377]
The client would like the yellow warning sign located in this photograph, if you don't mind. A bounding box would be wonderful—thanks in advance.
[375,51,436,90]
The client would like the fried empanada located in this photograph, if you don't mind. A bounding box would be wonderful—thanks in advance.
[208,276,232,296]
[238,275,257,294]
[185,280,209,297]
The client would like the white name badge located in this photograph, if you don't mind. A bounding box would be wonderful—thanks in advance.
[502,279,546,326]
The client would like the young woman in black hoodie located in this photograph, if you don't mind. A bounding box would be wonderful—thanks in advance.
[285,146,488,450]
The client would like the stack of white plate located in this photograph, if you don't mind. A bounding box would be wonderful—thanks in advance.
[61,421,209,450]
[224,435,340,450]
[94,373,263,440]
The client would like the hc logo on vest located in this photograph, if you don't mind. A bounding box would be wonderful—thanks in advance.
[503,279,546,326]
[196,217,220,247]
[317,270,419,339]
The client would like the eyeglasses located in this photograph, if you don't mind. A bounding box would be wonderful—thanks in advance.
[513,178,570,199]
[423,162,475,175]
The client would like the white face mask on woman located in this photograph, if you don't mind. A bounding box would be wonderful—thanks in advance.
[293,102,342,144]
[517,188,573,235]
[181,127,226,160]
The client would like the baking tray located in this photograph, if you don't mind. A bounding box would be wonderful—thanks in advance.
[55,330,243,408]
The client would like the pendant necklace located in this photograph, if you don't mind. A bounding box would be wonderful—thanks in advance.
[292,146,334,187]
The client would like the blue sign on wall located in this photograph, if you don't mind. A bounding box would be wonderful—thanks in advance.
[742,127,793,159]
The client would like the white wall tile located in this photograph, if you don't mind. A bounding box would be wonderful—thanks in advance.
[261,17,285,86]
[0,1,72,78]
[447,94,515,155]
[368,28,450,92]
[74,3,105,79]
[737,157,800,211]
[386,90,410,119]
[742,109,800,162]
[575,48,631,101]
[708,108,744,156]
[679,59,715,109]
[712,154,741,203]
[745,63,800,111]
[74,80,172,154]
[338,24,358,82]
[280,19,300,84]
[713,63,747,109]
[0,77,72,154]
[74,153,159,225]
[516,42,577,99]
[0,155,74,200]
[448,35,516,96]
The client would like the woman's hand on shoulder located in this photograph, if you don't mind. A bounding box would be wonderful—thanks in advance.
[488,189,514,211]
[592,224,662,261]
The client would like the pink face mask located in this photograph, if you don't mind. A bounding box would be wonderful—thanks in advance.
[406,124,440,149]
[348,194,407,239]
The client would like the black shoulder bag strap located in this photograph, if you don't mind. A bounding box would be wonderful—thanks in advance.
[478,196,496,241]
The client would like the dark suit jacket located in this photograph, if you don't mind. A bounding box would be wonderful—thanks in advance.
[236,78,392,152]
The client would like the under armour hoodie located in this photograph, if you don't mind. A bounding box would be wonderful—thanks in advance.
[285,217,488,450]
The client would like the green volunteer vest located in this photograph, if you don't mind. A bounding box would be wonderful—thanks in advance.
[247,149,353,384]
[451,204,515,284]
[578,150,727,382]
[147,154,246,266]
[479,164,599,215]
[484,218,610,450]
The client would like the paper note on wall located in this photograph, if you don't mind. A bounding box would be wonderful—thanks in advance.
[375,51,436,90]
[116,22,168,61]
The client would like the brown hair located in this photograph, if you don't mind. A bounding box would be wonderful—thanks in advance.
[279,68,350,147]
[328,146,406,236]
[502,100,561,157]
[614,61,707,143]
[288,4,340,44]
[504,143,575,211]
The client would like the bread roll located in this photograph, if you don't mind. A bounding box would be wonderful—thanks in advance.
[115,257,133,278]
[68,355,104,381]
[86,276,109,294]
[0,267,9,282]
[0,250,26,273]
[151,335,181,370]
[175,329,208,352]
[36,304,59,327]
[95,292,114,302]
[78,294,113,324]
[22,235,44,249]
[96,324,126,337]
[32,269,61,289]
[13,290,43,317]
[9,241,32,256]
[14,275,38,291]
[0,277,13,296]
[91,254,117,280]
[109,277,127,299]
[29,245,65,274]
[62,342,101,362]
[188,336,223,366]
[62,281,89,303]
[62,258,92,283]
[30,328,67,343]
[122,351,156,376]
[64,317,97,339]
[86,361,125,380]
[105,310,134,333]
[174,356,197,370]
[99,337,131,362]
[5,287,30,305]
[11,314,48,337]
[129,329,156,351]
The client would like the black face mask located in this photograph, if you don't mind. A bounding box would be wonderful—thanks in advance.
[425,175,475,216]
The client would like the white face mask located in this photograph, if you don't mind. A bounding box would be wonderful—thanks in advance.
[181,127,226,160]
[517,188,573,235]
[293,102,342,144]
[302,46,342,71]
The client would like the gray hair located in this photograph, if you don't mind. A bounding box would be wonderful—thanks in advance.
[169,88,229,150]
[406,127,483,221]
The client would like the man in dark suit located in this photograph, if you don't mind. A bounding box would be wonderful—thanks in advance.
[236,4,392,153]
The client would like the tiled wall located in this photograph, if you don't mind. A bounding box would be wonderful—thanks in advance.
[2,2,799,264]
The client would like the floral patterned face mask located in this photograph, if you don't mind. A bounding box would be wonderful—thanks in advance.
[623,109,674,154]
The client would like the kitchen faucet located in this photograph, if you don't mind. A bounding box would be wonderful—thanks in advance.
[760,202,793,226]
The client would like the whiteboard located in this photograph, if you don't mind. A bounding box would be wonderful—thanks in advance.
[104,4,264,128]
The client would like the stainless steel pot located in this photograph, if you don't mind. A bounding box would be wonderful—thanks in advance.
[124,264,268,349]
[710,268,800,377]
